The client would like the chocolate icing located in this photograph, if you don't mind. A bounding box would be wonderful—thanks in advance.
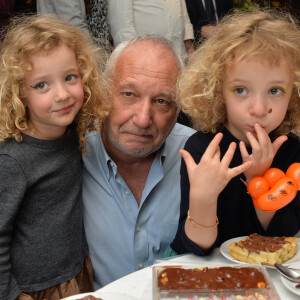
[237,233,288,253]
[158,267,267,290]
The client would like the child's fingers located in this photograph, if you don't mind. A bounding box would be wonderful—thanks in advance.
[204,132,223,158]
[272,135,287,155]
[221,142,236,167]
[229,160,252,178]
[246,131,260,153]
[212,144,221,162]
[254,124,273,156]
[179,149,196,173]
[239,141,251,162]
[254,123,270,149]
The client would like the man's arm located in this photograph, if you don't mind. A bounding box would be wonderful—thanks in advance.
[108,0,137,46]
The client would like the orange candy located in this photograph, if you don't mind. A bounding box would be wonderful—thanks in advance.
[247,163,300,211]
[263,168,285,188]
[286,163,300,190]
[247,177,269,199]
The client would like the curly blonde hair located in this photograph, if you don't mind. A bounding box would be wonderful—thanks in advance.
[179,9,300,136]
[0,14,110,151]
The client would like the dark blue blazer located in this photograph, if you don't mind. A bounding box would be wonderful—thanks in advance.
[185,0,233,44]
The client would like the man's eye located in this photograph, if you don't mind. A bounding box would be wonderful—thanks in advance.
[66,74,78,82]
[31,82,48,90]
[154,98,173,112]
[124,92,133,97]
[269,88,283,95]
[235,87,247,95]
[156,98,169,105]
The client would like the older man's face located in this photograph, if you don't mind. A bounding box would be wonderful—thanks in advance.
[102,42,179,159]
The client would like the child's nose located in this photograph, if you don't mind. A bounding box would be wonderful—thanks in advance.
[249,95,269,117]
[54,84,70,101]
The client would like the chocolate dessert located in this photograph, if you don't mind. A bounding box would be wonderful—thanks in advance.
[229,233,298,264]
[153,264,281,299]
[158,266,266,290]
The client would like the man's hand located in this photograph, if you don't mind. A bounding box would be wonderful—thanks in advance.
[201,25,218,39]
[184,39,194,56]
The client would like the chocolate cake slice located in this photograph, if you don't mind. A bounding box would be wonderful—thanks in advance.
[229,233,298,265]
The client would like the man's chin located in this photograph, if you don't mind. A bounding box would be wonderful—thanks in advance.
[120,141,164,158]
[123,147,156,158]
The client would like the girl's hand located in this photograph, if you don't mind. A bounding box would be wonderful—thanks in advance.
[239,123,287,183]
[180,133,252,205]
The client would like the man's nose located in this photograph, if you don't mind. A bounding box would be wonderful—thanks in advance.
[54,84,70,102]
[249,94,269,117]
[132,100,153,128]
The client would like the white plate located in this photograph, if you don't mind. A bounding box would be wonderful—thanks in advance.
[63,292,139,300]
[220,236,300,268]
[280,261,300,296]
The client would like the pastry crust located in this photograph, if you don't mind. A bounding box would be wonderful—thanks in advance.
[229,233,298,265]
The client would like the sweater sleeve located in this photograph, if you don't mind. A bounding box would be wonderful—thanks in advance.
[0,155,26,300]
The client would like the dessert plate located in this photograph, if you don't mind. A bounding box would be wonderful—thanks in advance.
[63,292,139,300]
[220,236,300,268]
[280,261,300,296]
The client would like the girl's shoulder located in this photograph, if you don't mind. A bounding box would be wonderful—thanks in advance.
[185,128,228,148]
[0,138,26,170]
[282,132,300,153]
[0,137,20,155]
[287,132,300,143]
[285,132,300,153]
[186,130,213,145]
[273,133,300,169]
[184,130,215,157]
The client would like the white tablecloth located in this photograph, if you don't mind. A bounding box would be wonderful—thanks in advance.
[97,248,299,299]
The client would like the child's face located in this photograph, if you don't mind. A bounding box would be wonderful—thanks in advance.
[24,44,84,139]
[222,57,293,144]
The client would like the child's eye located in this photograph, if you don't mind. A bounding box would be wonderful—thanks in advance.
[269,88,283,95]
[65,74,78,82]
[31,82,48,90]
[234,87,247,95]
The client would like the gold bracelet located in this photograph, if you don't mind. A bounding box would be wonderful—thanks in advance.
[187,210,219,229]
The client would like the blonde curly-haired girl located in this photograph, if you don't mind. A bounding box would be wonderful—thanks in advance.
[0,15,109,300]
[169,9,300,257]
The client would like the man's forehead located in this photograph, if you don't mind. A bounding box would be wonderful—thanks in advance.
[114,44,179,83]
[117,80,176,97]
[117,41,179,69]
